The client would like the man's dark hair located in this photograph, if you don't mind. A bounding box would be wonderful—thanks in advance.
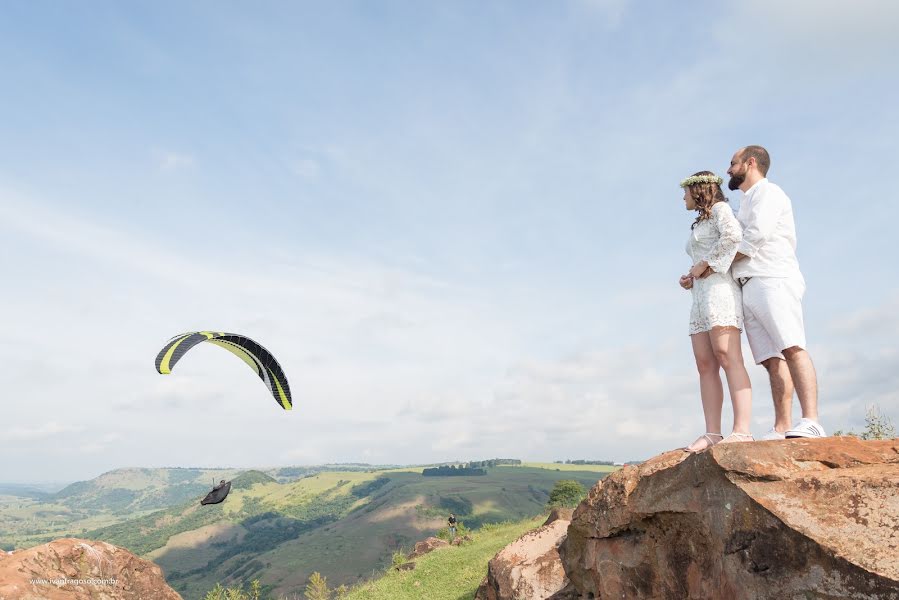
[741,145,770,176]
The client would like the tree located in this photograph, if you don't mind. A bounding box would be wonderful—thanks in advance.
[305,571,331,600]
[547,479,587,509]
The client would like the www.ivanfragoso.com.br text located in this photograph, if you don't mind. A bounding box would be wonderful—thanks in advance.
[29,577,117,586]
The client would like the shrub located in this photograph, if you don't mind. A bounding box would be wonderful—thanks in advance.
[202,579,262,600]
[391,550,408,568]
[861,405,896,440]
[305,571,331,600]
[834,404,896,440]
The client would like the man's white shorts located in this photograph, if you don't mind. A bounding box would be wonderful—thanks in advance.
[742,276,807,364]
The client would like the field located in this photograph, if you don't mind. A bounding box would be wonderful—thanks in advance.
[519,462,620,472]
[0,463,614,600]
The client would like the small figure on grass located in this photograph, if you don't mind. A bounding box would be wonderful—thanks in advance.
[447,513,457,540]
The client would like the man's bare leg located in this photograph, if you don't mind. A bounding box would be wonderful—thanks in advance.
[762,357,793,432]
[782,346,818,421]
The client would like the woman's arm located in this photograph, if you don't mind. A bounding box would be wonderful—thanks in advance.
[704,203,743,274]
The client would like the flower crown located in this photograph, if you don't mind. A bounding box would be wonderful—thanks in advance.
[679,174,723,188]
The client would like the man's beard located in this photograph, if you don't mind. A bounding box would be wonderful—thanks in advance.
[728,173,745,191]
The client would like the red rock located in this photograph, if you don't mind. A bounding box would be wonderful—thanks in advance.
[475,518,570,600]
[406,536,448,559]
[562,437,899,599]
[0,537,182,599]
[543,507,573,526]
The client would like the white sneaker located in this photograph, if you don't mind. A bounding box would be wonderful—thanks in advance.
[760,427,786,441]
[785,418,827,438]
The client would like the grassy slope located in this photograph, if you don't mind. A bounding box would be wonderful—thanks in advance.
[154,471,383,600]
[169,466,605,600]
[1,464,613,599]
[343,516,546,600]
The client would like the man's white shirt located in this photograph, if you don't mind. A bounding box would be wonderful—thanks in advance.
[732,178,804,281]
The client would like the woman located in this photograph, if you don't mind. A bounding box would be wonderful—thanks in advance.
[679,171,753,452]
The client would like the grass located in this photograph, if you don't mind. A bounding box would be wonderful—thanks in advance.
[517,462,620,473]
[342,516,546,600]
[99,466,605,599]
[220,471,376,516]
[3,463,613,598]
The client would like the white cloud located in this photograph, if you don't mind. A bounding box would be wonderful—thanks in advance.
[0,190,560,475]
[155,150,195,171]
[3,2,898,481]
[4,188,886,476]
[1,422,83,442]
[825,294,899,339]
[576,0,630,27]
[291,158,321,179]
[717,0,899,73]
[78,433,125,455]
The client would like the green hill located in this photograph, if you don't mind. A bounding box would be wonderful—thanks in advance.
[0,466,393,551]
[50,467,246,513]
[0,467,246,549]
[0,463,613,599]
[148,466,604,599]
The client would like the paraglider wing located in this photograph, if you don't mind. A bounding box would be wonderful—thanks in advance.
[155,331,292,410]
[200,481,231,505]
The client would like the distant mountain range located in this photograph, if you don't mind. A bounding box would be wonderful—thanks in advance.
[0,482,67,498]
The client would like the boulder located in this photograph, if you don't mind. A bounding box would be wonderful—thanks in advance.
[543,507,573,526]
[562,437,899,599]
[475,517,570,600]
[0,537,182,599]
[406,536,448,559]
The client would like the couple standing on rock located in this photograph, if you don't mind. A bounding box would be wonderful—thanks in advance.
[680,145,825,453]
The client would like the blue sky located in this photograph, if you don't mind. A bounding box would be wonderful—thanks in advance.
[2,1,898,482]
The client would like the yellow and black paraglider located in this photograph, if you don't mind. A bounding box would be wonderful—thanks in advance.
[155,332,292,410]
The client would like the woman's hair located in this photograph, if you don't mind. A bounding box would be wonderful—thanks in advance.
[686,170,728,229]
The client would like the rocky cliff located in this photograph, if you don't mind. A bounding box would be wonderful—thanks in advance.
[481,437,899,599]
[0,537,181,600]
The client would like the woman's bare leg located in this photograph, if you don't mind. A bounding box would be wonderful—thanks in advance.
[687,332,723,451]
[710,327,752,435]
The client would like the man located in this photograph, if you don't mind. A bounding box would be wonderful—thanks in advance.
[727,145,825,439]
[447,513,457,540]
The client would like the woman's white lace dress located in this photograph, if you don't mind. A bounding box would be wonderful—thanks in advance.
[686,202,743,335]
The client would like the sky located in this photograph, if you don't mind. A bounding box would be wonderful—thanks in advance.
[2,1,898,483]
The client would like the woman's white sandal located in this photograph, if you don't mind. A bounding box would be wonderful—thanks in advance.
[684,432,723,453]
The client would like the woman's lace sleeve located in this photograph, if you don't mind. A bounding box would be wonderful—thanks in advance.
[706,203,742,273]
